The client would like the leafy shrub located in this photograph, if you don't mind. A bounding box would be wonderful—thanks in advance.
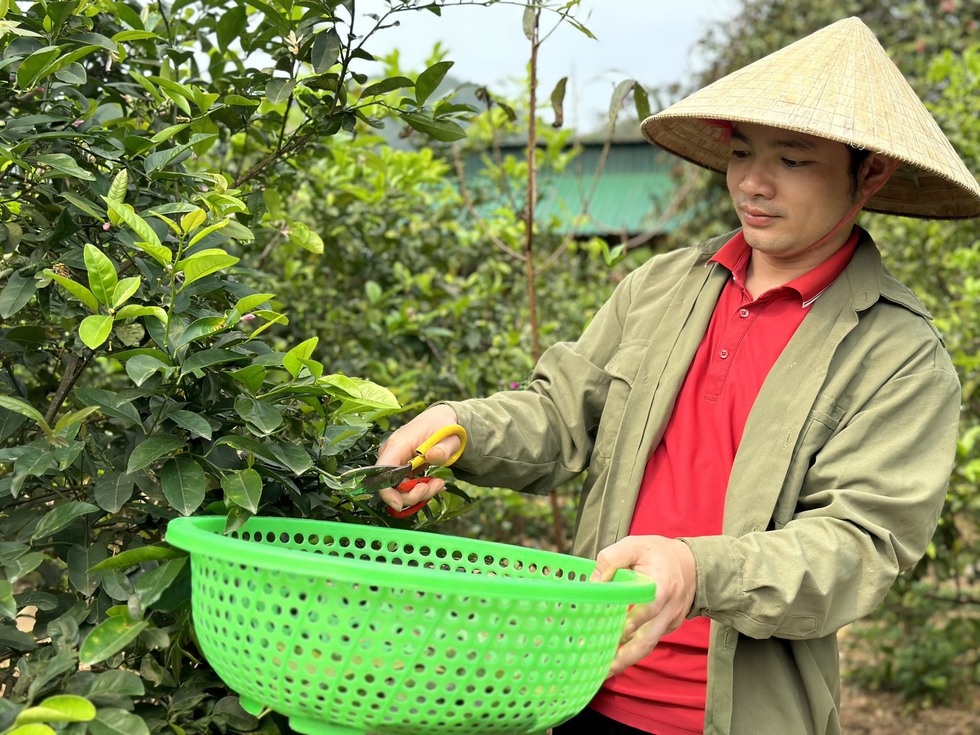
[0,1,474,732]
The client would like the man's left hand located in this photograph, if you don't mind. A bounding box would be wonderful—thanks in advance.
[591,535,698,677]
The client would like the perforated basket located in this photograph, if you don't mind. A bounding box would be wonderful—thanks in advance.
[165,516,655,735]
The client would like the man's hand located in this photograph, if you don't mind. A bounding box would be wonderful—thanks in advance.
[592,535,698,677]
[375,404,461,512]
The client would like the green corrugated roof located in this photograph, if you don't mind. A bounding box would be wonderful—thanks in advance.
[462,141,686,237]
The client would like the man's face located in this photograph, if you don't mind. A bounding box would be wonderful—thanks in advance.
[726,122,858,264]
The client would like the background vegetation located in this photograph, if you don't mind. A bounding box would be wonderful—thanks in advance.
[0,0,976,733]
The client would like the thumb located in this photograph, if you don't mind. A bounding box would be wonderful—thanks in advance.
[422,436,461,467]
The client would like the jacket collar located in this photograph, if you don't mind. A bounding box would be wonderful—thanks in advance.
[698,227,934,321]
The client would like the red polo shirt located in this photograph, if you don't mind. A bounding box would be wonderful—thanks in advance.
[589,228,859,734]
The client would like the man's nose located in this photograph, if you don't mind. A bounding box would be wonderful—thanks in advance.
[738,161,776,198]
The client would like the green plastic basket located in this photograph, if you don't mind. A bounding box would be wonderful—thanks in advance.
[165,516,655,735]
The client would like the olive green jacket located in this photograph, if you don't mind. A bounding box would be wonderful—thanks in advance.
[445,229,960,735]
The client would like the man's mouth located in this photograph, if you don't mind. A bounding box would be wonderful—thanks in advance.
[739,204,779,227]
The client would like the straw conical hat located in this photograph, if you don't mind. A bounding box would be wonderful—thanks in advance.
[640,17,980,219]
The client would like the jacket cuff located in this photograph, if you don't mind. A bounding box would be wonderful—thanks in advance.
[680,535,744,618]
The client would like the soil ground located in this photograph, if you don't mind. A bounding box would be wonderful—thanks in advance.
[839,683,980,734]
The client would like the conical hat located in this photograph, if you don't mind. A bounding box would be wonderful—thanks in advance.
[640,17,980,219]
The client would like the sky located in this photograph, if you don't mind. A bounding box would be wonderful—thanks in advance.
[358,0,742,130]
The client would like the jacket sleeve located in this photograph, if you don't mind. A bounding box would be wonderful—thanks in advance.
[443,267,642,495]
[684,336,960,640]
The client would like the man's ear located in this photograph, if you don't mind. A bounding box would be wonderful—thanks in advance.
[858,154,898,200]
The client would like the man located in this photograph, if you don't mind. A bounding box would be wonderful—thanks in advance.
[374,17,980,735]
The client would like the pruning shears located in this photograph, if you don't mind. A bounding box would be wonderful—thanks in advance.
[340,424,468,519]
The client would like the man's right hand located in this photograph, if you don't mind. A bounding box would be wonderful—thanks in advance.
[375,404,462,513]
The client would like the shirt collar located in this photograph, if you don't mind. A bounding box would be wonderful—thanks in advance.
[710,227,860,306]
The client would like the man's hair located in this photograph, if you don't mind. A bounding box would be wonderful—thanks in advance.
[848,147,872,199]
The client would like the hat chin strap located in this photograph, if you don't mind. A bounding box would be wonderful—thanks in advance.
[802,157,903,253]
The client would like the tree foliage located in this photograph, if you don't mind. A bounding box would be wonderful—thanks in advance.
[0,1,479,732]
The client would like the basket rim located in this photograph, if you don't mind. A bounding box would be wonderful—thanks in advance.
[166,515,656,605]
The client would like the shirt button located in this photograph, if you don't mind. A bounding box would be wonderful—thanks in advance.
[719,349,729,359]
[739,308,750,318]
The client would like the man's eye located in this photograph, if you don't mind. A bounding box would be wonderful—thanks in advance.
[783,158,808,168]
[731,150,749,159]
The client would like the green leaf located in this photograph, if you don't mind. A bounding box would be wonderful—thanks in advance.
[79,615,148,666]
[282,336,318,378]
[43,270,100,313]
[134,557,187,609]
[53,405,101,434]
[83,669,145,697]
[0,395,51,434]
[60,191,105,219]
[111,276,141,309]
[361,75,414,98]
[0,624,37,651]
[633,81,651,122]
[16,45,60,88]
[609,79,635,123]
[550,76,567,128]
[221,468,262,513]
[149,122,190,144]
[67,544,107,597]
[168,409,212,439]
[286,221,323,254]
[265,77,296,104]
[106,168,129,210]
[270,440,313,476]
[179,348,245,375]
[176,250,239,289]
[160,456,206,516]
[522,4,536,40]
[310,28,341,73]
[115,304,168,323]
[93,472,136,514]
[126,435,186,473]
[0,271,37,318]
[0,579,15,619]
[233,293,274,314]
[75,388,142,426]
[234,396,282,435]
[89,708,150,735]
[103,201,165,255]
[14,695,95,724]
[79,314,114,349]
[400,111,466,142]
[84,244,118,306]
[7,723,56,735]
[187,217,230,247]
[112,29,159,42]
[91,544,184,572]
[214,4,245,50]
[33,153,96,181]
[172,316,227,350]
[32,502,101,541]
[125,354,173,386]
[229,364,267,393]
[415,60,453,106]
[179,207,207,235]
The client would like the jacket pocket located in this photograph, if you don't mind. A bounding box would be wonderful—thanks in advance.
[593,339,648,459]
[772,392,846,529]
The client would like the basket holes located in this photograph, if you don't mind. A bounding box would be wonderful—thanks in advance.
[240,531,250,541]
[498,557,510,568]
[451,549,463,561]
[291,533,304,545]
[339,537,351,548]
[467,552,478,564]
[403,543,414,554]
[555,568,564,579]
